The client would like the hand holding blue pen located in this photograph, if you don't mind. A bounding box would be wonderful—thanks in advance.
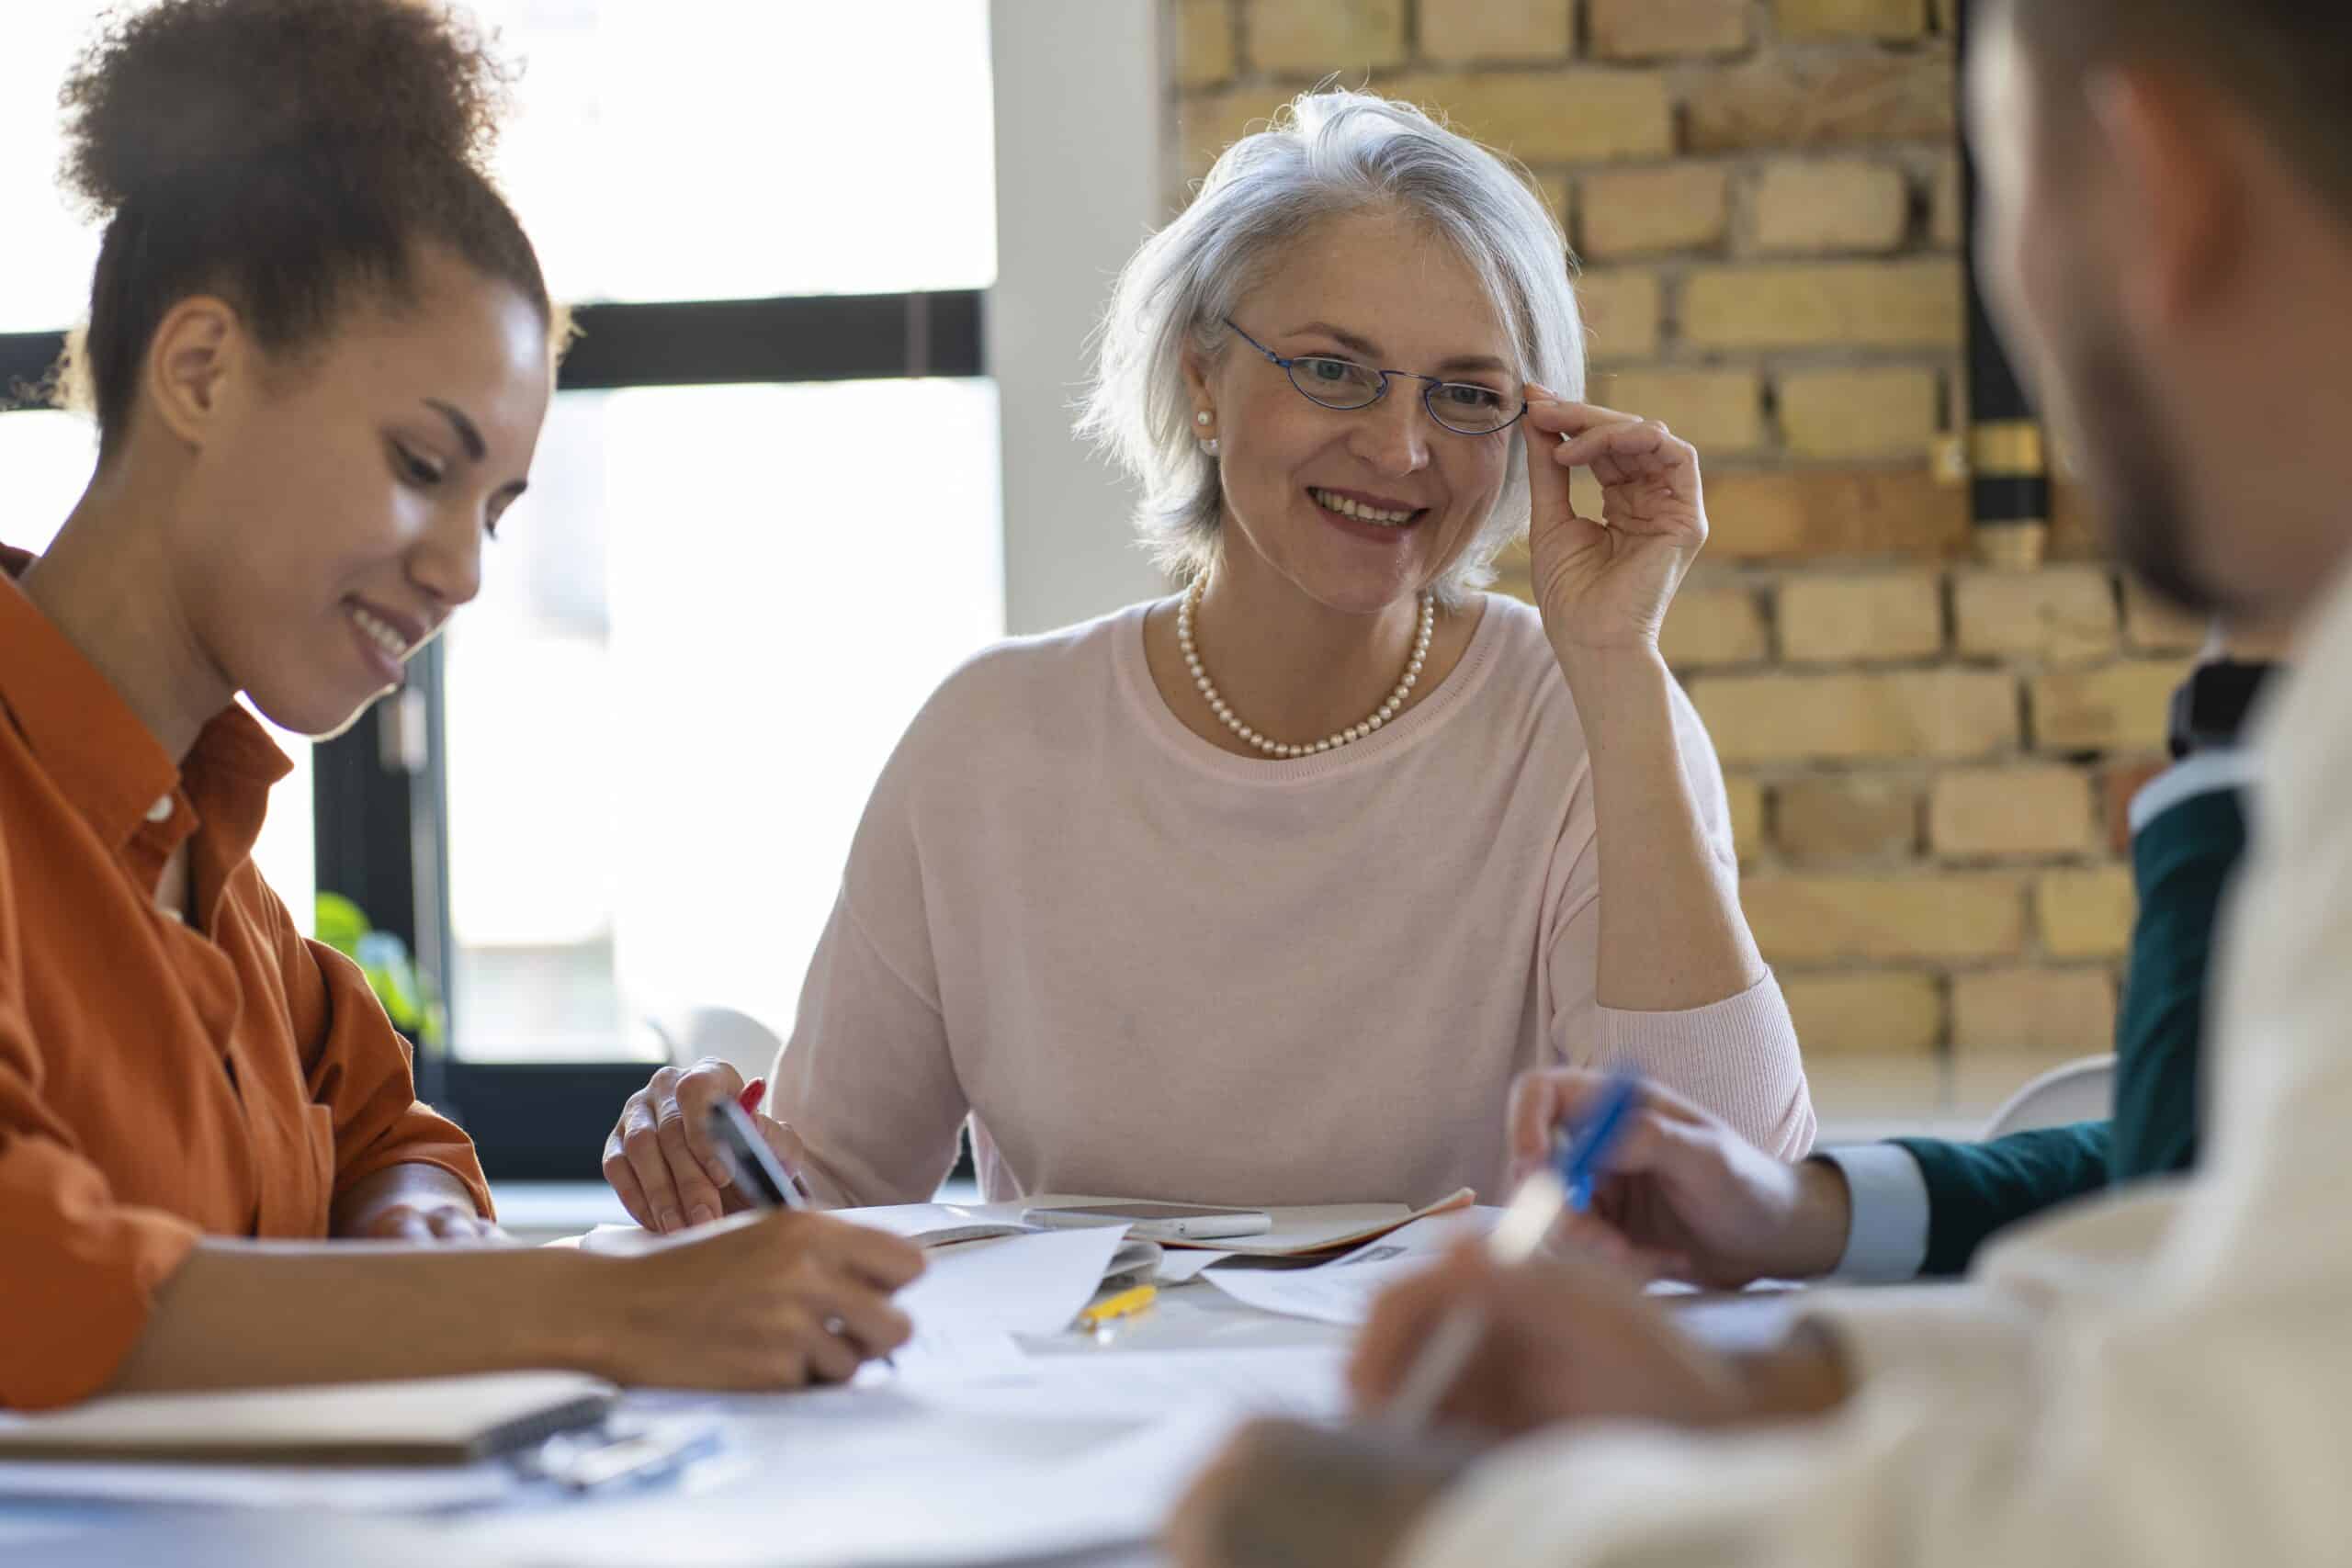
[1379,1070,1644,1431]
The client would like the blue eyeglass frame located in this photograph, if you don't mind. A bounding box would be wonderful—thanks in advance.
[1221,317,1529,436]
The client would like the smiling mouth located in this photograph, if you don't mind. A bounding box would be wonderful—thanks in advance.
[346,602,416,664]
[1308,487,1426,529]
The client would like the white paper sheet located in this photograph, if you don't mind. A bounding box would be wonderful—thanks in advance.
[894,1225,1132,1337]
[855,1325,1030,1389]
[835,1202,1034,1247]
[458,1403,1277,1568]
[1152,1248,1231,1284]
[903,1346,1351,1424]
[1199,1211,1491,1325]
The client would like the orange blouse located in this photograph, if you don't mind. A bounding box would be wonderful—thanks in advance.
[0,553,491,1409]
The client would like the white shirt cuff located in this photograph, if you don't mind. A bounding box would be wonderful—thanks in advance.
[1815,1144,1930,1283]
[2128,748,2257,832]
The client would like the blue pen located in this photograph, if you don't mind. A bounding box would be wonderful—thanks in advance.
[1557,1069,1643,1213]
[1382,1069,1647,1431]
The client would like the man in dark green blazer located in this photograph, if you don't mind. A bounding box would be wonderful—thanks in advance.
[1832,740,2249,1280]
[1482,649,2272,1289]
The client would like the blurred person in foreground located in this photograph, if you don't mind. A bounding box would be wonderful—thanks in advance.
[1170,0,2352,1562]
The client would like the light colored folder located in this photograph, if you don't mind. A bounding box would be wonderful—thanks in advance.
[0,1371,614,1467]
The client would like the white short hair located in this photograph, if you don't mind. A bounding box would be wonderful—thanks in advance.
[1079,88,1585,605]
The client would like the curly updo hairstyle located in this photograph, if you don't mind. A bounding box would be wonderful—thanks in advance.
[55,0,551,454]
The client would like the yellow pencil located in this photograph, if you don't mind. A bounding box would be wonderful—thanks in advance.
[1076,1284,1159,1330]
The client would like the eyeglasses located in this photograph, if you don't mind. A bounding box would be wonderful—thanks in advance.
[1222,318,1528,436]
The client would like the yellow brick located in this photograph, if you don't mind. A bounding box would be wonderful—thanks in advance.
[1774,0,1931,39]
[1386,69,1673,163]
[2121,578,2209,654]
[1931,153,1963,247]
[1725,775,1766,859]
[1575,268,1662,362]
[2037,866,2137,959]
[1778,367,1940,459]
[1752,160,1910,254]
[1691,669,2018,762]
[1178,86,1288,181]
[1953,568,2120,668]
[1540,172,1576,235]
[1778,573,1943,663]
[1589,0,1749,58]
[1417,0,1573,63]
[1246,0,1407,74]
[1659,582,1770,668]
[2031,662,2191,751]
[1744,874,2027,962]
[1951,968,2116,1056]
[1775,776,1919,861]
[1174,0,1238,88]
[1595,367,1763,454]
[1683,261,1963,350]
[1578,166,1730,258]
[1688,53,1954,151]
[1707,468,1969,559]
[1928,765,2094,858]
[1781,972,1943,1055]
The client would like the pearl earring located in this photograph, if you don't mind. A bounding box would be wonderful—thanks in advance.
[1195,411,1212,427]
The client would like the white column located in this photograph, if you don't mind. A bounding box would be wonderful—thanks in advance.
[989,0,1169,636]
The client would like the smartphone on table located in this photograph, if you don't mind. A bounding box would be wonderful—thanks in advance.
[1019,1201,1274,1242]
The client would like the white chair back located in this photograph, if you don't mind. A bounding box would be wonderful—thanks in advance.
[1980,1054,2118,1140]
[646,1004,786,1088]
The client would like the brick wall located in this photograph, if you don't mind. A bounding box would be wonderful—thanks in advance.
[1168,0,2204,1119]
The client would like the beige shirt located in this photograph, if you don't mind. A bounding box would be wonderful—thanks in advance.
[1405,557,2352,1568]
[774,595,1813,1210]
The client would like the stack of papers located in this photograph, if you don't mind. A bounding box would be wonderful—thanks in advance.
[1199,1210,1492,1325]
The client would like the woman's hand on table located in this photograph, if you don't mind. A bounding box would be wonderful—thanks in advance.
[1508,1068,1852,1289]
[603,1058,819,1233]
[332,1164,508,1245]
[1521,389,1709,661]
[586,1210,924,1389]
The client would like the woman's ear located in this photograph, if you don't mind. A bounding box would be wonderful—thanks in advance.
[142,295,246,450]
[1180,338,1216,423]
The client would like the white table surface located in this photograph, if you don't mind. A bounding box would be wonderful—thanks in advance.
[1,1249,1809,1568]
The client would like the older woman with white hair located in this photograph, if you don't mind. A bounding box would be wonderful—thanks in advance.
[605,89,1814,1231]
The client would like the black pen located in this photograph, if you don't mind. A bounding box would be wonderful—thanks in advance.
[704,1097,811,1212]
[704,1099,896,1371]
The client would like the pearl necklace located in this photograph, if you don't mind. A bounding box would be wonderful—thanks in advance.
[1177,579,1436,759]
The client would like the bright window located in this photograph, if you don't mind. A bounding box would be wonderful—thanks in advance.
[437,1,1003,1059]
[443,379,1002,1058]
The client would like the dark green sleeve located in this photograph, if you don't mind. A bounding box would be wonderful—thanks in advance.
[2108,786,2245,1181]
[1893,1122,2111,1278]
[1886,782,2246,1278]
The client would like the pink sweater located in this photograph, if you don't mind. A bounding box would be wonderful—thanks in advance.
[775,596,1815,1209]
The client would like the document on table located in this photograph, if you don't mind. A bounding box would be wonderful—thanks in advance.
[454,1402,1272,1568]
[1199,1210,1491,1325]
[904,1346,1351,1424]
[952,1190,1480,1258]
[896,1224,1131,1336]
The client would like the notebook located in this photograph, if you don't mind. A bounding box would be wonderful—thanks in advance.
[0,1371,614,1467]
